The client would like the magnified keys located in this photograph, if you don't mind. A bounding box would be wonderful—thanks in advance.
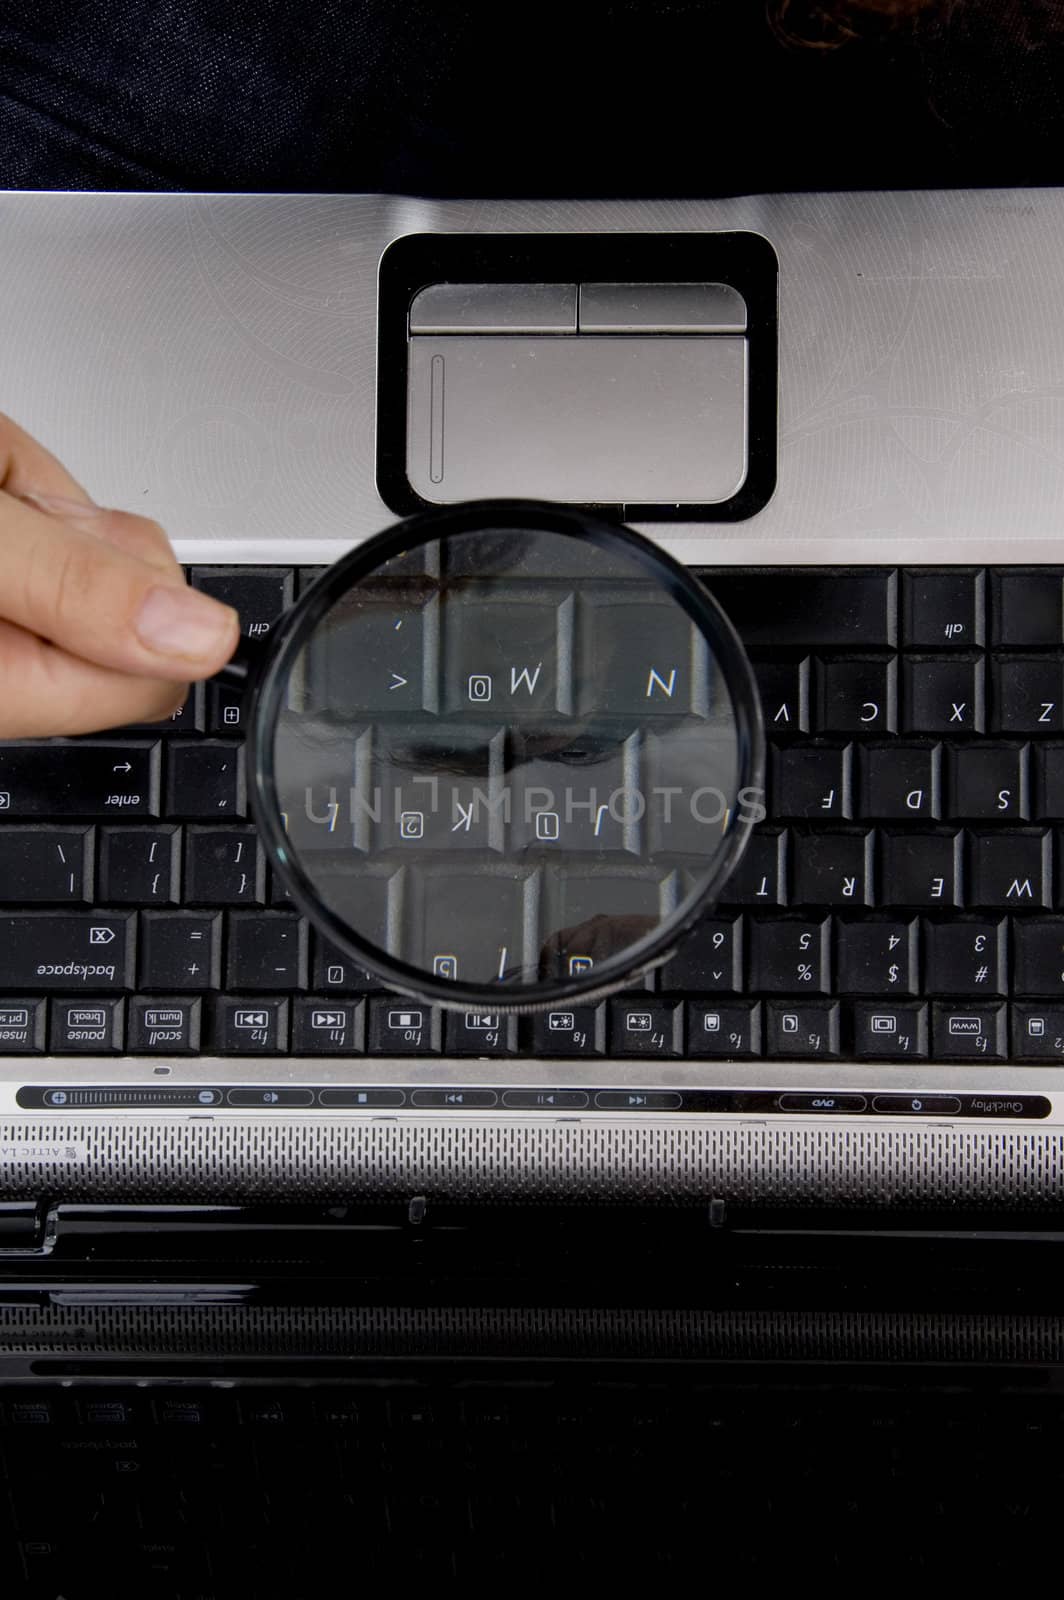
[241,501,763,1011]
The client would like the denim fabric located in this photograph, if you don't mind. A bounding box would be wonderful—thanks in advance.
[0,1,1061,196]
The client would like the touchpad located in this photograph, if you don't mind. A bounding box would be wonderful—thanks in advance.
[378,234,778,521]
[407,283,746,505]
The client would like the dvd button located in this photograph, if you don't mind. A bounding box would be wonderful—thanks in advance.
[777,1093,867,1114]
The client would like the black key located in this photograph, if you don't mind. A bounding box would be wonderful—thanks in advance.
[367,997,442,1054]
[608,999,683,1056]
[527,1004,606,1055]
[0,911,134,991]
[720,827,787,906]
[704,569,897,648]
[50,997,124,1053]
[119,683,205,734]
[445,1008,519,1054]
[98,826,180,904]
[165,741,245,819]
[226,912,308,990]
[902,568,984,650]
[190,566,294,642]
[406,870,537,983]
[207,681,247,735]
[858,742,941,819]
[0,826,92,902]
[686,1000,761,1057]
[311,934,378,994]
[446,594,564,716]
[947,742,1028,819]
[659,914,743,991]
[310,588,433,714]
[138,910,222,990]
[968,829,1051,908]
[765,1000,841,1058]
[990,567,1064,647]
[291,997,366,1054]
[127,996,202,1053]
[773,743,852,818]
[513,726,637,854]
[837,918,919,994]
[376,725,507,852]
[580,597,702,716]
[932,1001,1008,1060]
[1012,919,1064,996]
[212,996,289,1053]
[902,655,984,734]
[923,918,1007,995]
[991,656,1064,734]
[1011,1004,1064,1061]
[269,866,296,907]
[815,655,897,734]
[0,998,47,1053]
[1033,744,1064,819]
[790,828,874,906]
[752,657,809,734]
[880,829,962,907]
[851,1001,929,1059]
[298,566,328,594]
[749,917,831,993]
[184,826,264,904]
[0,740,160,816]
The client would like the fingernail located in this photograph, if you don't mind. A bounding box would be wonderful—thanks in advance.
[135,584,238,662]
[21,490,105,518]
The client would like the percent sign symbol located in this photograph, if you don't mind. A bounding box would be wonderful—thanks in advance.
[797,963,813,982]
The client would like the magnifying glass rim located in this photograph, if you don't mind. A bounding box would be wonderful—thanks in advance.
[247,499,765,1014]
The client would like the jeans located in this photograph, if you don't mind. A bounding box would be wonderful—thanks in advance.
[0,1,1058,196]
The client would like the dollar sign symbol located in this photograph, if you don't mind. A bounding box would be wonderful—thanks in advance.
[887,964,900,984]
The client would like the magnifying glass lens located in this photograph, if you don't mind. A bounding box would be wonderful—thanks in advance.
[260,509,759,1007]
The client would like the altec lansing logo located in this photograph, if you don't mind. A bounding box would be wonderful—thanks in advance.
[0,1145,82,1162]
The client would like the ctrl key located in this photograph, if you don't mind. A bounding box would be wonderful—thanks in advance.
[0,999,47,1053]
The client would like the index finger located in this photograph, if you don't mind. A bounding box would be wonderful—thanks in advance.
[0,410,95,507]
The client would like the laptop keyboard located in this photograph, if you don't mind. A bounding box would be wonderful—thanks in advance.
[1,563,1063,1068]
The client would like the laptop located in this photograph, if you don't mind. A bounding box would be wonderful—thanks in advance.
[2,185,1064,1591]
[0,186,1061,1213]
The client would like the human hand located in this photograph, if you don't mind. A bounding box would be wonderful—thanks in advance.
[0,413,239,737]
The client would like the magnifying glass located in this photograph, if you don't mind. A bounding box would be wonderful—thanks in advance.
[229,501,763,1012]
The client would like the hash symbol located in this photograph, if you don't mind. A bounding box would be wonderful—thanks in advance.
[974,965,989,983]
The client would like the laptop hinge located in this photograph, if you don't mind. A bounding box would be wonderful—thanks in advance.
[0,1199,54,1256]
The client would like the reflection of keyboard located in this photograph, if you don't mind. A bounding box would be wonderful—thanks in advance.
[1,563,1064,1068]
[0,1379,1055,1589]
